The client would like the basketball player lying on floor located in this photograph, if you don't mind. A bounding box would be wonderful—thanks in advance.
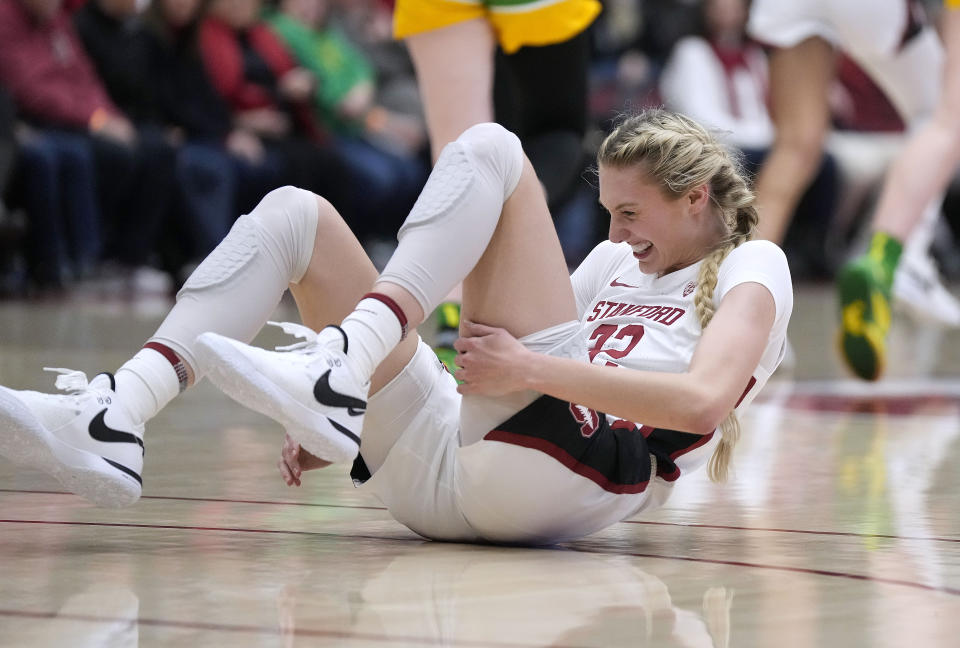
[0,110,792,545]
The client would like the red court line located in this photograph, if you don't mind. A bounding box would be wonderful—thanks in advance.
[0,488,388,510]
[622,519,960,544]
[575,548,960,597]
[0,519,419,544]
[0,608,582,648]
[2,488,957,544]
[2,518,958,598]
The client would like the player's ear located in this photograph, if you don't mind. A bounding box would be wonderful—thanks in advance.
[686,183,710,211]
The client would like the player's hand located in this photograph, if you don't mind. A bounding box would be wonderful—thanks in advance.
[453,320,532,396]
[277,433,331,487]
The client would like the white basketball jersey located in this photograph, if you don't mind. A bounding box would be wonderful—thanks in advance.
[570,239,793,476]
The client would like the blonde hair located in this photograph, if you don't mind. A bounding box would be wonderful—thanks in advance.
[597,109,759,482]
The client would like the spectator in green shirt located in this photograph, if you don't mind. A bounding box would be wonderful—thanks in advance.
[267,0,428,246]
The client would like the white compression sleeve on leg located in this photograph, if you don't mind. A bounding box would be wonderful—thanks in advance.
[151,186,319,375]
[378,123,525,316]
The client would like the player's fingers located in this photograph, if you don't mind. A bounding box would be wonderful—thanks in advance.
[461,320,498,336]
[453,336,474,353]
[277,459,300,487]
[282,435,300,462]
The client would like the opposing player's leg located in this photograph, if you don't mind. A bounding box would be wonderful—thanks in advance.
[404,18,496,162]
[838,12,960,379]
[753,36,835,244]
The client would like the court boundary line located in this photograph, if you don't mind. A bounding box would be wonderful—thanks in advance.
[2,518,958,598]
[2,488,957,544]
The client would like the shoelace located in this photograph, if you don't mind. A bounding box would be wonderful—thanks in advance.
[43,367,91,393]
[268,321,320,352]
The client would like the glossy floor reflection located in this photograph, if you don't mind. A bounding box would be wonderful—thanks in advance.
[1,286,959,647]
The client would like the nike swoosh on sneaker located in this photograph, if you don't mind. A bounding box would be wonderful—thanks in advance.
[327,417,361,446]
[88,409,145,453]
[102,457,143,485]
[313,370,366,416]
[610,277,639,288]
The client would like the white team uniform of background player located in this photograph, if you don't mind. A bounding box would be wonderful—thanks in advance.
[748,0,941,119]
[360,238,792,544]
[748,0,957,323]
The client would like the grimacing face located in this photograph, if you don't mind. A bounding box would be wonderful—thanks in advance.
[598,164,720,277]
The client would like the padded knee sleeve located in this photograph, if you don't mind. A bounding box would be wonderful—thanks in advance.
[152,186,319,374]
[379,123,525,315]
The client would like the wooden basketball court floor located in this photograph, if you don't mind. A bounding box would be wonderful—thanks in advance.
[1,284,959,647]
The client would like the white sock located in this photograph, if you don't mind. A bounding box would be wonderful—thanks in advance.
[339,296,405,378]
[114,349,181,426]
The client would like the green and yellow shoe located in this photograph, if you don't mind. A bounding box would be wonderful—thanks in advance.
[837,257,892,381]
[432,301,461,378]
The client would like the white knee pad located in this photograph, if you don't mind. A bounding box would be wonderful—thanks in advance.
[380,123,525,314]
[456,122,525,200]
[399,123,524,232]
[152,186,319,374]
[181,185,319,292]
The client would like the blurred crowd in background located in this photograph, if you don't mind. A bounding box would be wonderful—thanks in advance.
[0,0,958,298]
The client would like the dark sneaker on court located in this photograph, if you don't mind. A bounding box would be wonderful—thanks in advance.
[837,257,892,381]
[0,369,144,507]
[195,322,368,463]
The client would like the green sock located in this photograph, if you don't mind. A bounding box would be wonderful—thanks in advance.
[864,231,903,293]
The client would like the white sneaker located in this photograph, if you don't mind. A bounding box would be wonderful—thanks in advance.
[0,369,144,507]
[893,252,960,327]
[195,322,368,463]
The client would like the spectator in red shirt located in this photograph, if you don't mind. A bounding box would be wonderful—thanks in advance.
[197,0,352,217]
[0,0,133,286]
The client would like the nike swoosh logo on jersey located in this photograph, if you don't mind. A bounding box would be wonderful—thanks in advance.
[88,409,144,453]
[609,277,639,288]
[313,370,366,416]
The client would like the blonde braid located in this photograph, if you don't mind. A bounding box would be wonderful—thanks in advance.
[695,171,757,482]
[598,109,759,482]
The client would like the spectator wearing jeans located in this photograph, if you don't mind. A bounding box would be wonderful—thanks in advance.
[0,0,123,287]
